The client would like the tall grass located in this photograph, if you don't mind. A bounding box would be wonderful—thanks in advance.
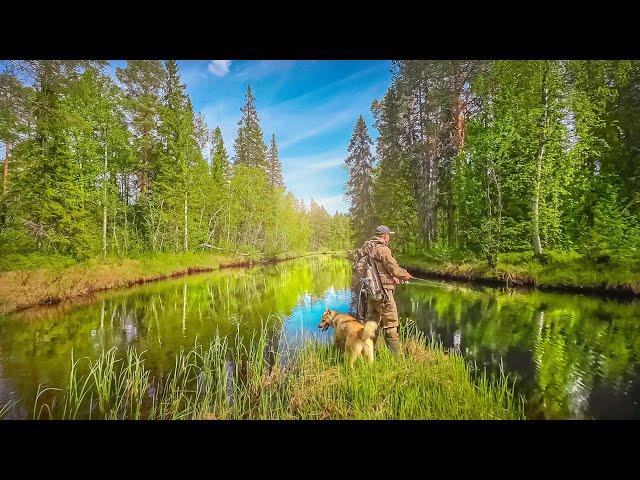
[0,399,19,419]
[31,321,525,420]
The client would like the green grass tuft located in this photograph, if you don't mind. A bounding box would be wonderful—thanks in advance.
[27,320,525,420]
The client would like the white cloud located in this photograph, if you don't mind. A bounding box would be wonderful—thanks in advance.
[263,83,384,151]
[283,155,345,183]
[279,107,359,149]
[270,63,382,110]
[315,195,349,214]
[233,60,296,81]
[208,60,232,77]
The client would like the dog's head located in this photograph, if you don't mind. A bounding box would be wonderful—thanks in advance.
[318,308,335,332]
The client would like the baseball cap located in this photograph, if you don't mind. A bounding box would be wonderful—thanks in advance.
[375,225,395,235]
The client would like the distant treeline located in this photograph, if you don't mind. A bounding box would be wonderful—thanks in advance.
[0,61,352,260]
[345,61,640,265]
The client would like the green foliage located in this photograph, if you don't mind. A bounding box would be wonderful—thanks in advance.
[371,86,419,253]
[345,115,376,244]
[266,133,284,189]
[581,185,640,262]
[0,62,352,262]
[4,59,639,271]
[353,60,640,270]
[233,84,267,170]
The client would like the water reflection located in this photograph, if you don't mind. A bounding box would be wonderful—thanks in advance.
[0,256,352,418]
[280,287,351,350]
[0,256,639,419]
[394,281,640,419]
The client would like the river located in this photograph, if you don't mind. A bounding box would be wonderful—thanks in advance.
[0,255,639,419]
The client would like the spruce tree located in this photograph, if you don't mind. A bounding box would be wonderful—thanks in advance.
[157,60,206,252]
[345,115,376,243]
[211,126,230,184]
[267,133,284,189]
[233,84,267,170]
[208,126,231,247]
[0,69,32,226]
[371,86,418,253]
[15,61,99,256]
[116,61,166,199]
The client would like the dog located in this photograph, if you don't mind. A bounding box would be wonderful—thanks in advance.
[318,308,377,366]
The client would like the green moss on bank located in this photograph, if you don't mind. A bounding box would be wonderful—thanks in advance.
[0,251,333,315]
[398,250,640,295]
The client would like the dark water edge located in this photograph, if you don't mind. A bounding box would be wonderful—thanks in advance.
[404,265,640,300]
[1,256,640,420]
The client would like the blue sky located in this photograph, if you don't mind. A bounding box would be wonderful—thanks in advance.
[107,60,393,214]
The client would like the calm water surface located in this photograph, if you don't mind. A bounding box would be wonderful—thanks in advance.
[1,256,639,419]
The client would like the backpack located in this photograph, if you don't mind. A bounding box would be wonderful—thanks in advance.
[353,240,388,305]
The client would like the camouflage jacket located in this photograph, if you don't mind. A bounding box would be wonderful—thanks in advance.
[366,237,411,288]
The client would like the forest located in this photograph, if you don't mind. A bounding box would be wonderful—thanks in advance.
[0,60,351,268]
[344,60,640,278]
[2,60,639,292]
[1,60,639,421]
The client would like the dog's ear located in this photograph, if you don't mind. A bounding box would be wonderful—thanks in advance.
[325,307,329,313]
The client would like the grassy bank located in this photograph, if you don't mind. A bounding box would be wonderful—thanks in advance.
[398,250,640,297]
[0,251,337,315]
[15,321,523,420]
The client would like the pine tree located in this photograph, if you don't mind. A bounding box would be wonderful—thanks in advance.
[233,84,267,170]
[345,115,376,243]
[371,86,419,253]
[267,133,284,189]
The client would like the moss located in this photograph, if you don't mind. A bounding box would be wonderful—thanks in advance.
[398,249,640,296]
[0,251,339,315]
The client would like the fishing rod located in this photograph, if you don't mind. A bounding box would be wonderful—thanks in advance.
[399,276,452,288]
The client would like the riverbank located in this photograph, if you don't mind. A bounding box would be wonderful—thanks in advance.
[398,251,640,297]
[16,322,523,420]
[0,250,343,315]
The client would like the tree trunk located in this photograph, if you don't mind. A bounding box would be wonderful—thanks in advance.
[140,127,149,196]
[226,183,231,248]
[533,63,549,257]
[3,142,10,196]
[183,189,189,252]
[113,207,120,256]
[102,142,108,258]
[182,283,187,334]
[452,62,466,151]
[124,195,129,255]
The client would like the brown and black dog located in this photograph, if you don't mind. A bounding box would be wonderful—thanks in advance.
[318,308,377,366]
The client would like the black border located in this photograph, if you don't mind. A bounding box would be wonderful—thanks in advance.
[2,13,638,59]
[1,419,637,452]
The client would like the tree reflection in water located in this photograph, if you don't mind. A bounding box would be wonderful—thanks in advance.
[0,256,639,419]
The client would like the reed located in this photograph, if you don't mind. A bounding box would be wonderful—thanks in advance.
[29,320,525,420]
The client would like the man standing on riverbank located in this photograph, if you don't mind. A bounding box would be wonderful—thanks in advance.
[360,225,413,356]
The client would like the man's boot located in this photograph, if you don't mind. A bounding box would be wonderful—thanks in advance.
[384,326,401,357]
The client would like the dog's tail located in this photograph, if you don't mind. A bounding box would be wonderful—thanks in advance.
[360,320,378,341]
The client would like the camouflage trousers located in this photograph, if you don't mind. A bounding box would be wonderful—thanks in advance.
[365,287,401,356]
